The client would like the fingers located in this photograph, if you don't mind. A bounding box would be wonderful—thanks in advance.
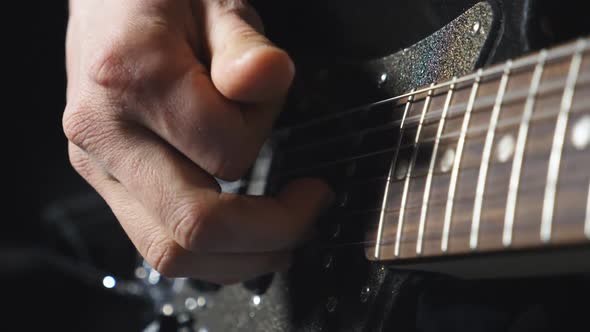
[68,143,291,284]
[192,178,334,253]
[64,111,333,253]
[203,0,295,104]
[138,63,255,180]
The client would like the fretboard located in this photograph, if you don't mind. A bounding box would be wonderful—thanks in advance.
[269,37,590,262]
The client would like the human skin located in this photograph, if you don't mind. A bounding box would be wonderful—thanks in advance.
[63,0,332,284]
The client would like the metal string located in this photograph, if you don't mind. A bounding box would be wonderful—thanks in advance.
[280,71,590,153]
[274,101,588,177]
[275,40,589,133]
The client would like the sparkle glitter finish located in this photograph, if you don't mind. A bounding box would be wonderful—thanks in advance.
[366,2,493,97]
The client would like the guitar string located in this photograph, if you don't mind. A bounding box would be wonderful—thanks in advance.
[322,223,585,251]
[229,101,587,196]
[221,98,589,251]
[222,101,587,222]
[316,185,587,251]
[217,42,589,254]
[314,214,585,251]
[280,71,590,154]
[236,163,581,221]
[275,41,589,133]
[231,106,575,196]
[325,176,583,219]
[273,102,588,177]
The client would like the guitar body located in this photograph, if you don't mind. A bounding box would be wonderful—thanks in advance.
[39,1,590,331]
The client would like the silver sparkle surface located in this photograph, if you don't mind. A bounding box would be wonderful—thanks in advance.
[366,2,493,97]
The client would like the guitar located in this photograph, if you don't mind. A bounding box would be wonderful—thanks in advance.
[44,1,590,330]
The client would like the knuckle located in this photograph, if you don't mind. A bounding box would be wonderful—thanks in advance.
[218,0,261,24]
[88,44,133,90]
[145,237,182,278]
[87,28,175,95]
[209,146,257,181]
[68,145,93,179]
[62,102,119,154]
[62,102,98,149]
[208,154,239,181]
[168,199,213,250]
[231,22,261,40]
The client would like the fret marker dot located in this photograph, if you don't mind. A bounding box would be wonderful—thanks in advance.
[571,115,590,150]
[472,21,481,35]
[497,134,515,163]
[440,149,455,173]
[395,159,409,180]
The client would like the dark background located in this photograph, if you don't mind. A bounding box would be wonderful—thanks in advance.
[19,2,147,330]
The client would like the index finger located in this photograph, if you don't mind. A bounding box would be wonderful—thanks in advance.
[66,114,332,253]
[193,178,334,253]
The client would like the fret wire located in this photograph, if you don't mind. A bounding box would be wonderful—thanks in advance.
[541,39,586,243]
[374,90,415,259]
[277,100,589,179]
[318,213,581,251]
[254,99,579,193]
[317,212,586,252]
[394,84,435,257]
[503,50,548,247]
[278,38,590,133]
[585,180,590,239]
[441,69,483,253]
[330,182,585,221]
[470,61,513,250]
[416,79,456,255]
[315,182,590,252]
[241,164,586,244]
[282,69,590,156]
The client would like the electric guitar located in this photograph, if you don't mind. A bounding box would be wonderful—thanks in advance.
[49,1,590,330]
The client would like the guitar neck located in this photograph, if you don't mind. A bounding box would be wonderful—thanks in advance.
[264,37,590,265]
[366,38,590,261]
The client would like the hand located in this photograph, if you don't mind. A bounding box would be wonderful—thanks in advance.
[63,0,333,284]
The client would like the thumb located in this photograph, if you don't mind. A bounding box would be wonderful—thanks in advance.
[204,0,295,103]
